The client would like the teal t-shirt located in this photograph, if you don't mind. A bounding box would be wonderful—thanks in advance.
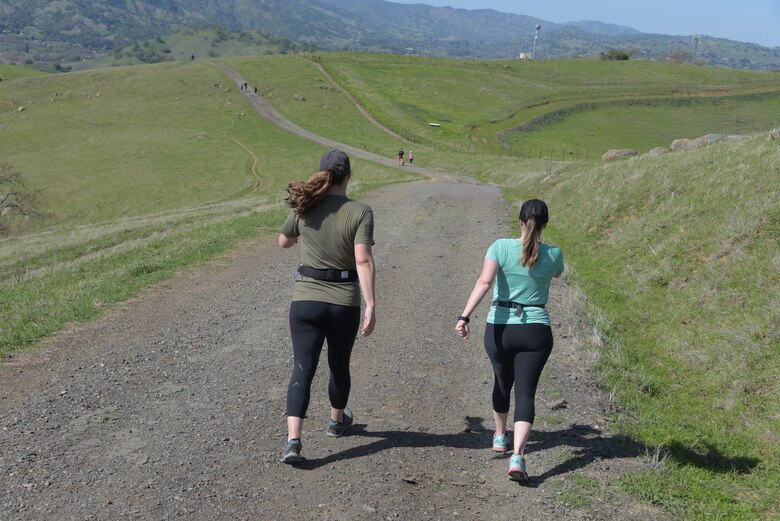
[485,238,564,325]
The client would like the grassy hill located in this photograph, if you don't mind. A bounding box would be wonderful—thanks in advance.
[304,54,780,158]
[1,53,778,519]
[0,64,46,81]
[0,58,417,355]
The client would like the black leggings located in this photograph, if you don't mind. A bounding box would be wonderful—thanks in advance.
[286,300,361,418]
[484,323,553,424]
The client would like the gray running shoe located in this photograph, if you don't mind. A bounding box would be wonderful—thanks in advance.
[281,438,302,464]
[326,407,354,437]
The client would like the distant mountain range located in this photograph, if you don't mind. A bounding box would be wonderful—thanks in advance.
[1,0,778,70]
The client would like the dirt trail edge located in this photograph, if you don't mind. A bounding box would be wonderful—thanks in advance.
[0,67,669,521]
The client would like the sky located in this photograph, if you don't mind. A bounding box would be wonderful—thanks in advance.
[390,0,780,48]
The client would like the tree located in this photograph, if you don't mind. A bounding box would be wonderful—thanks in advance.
[0,163,43,234]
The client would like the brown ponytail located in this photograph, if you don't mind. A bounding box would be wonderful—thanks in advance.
[284,170,334,216]
[520,217,543,267]
[518,198,550,268]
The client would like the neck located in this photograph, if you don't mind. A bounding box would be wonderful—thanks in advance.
[327,183,347,196]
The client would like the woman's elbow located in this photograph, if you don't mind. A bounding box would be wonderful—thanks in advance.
[355,255,374,267]
[477,277,493,290]
[278,234,296,248]
[354,244,374,265]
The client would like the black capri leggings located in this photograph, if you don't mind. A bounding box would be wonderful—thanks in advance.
[484,322,553,424]
[286,300,361,418]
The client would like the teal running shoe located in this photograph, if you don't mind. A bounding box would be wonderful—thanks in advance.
[492,432,508,453]
[508,454,529,482]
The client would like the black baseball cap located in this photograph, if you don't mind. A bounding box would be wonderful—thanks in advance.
[319,150,351,179]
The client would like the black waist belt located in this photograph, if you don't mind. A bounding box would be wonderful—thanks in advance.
[492,300,545,310]
[298,265,358,283]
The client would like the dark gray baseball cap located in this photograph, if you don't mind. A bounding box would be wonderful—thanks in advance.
[319,150,351,179]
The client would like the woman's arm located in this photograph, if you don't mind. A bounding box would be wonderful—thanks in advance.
[355,243,376,337]
[456,259,498,340]
[278,233,297,249]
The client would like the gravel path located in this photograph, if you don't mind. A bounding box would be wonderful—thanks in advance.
[0,66,670,520]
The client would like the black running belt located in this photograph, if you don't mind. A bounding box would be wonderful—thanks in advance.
[492,300,545,309]
[297,265,358,282]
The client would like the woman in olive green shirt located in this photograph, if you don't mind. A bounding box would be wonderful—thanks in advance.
[277,150,376,464]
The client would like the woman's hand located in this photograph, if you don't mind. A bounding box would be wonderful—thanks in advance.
[455,319,470,340]
[361,306,375,337]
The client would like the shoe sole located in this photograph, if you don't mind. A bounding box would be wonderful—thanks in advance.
[492,446,508,453]
[327,408,353,437]
[281,453,302,464]
[326,424,352,437]
[508,469,529,482]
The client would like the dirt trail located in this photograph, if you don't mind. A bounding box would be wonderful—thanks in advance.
[0,67,670,520]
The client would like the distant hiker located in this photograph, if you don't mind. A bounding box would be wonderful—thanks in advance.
[254,86,257,94]
[191,54,195,61]
[455,199,564,483]
[408,150,414,165]
[398,148,404,166]
[278,150,376,464]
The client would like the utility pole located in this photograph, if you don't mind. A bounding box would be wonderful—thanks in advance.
[692,34,701,60]
[532,23,541,60]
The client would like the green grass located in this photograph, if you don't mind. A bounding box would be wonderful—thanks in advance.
[1,204,283,355]
[1,61,287,230]
[0,64,47,81]
[220,55,407,157]
[500,92,780,156]
[0,59,416,357]
[314,53,780,158]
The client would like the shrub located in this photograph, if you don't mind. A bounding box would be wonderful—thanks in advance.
[599,49,632,61]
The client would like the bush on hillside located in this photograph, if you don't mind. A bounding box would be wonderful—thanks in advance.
[599,48,634,61]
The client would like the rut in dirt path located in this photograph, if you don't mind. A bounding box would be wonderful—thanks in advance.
[0,64,670,521]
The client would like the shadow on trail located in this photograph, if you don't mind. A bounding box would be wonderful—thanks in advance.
[296,419,493,470]
[524,424,650,486]
[293,419,674,483]
[665,440,760,475]
[524,425,761,486]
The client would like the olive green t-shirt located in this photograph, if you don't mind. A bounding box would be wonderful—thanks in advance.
[280,195,374,306]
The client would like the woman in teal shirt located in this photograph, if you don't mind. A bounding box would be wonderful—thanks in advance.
[456,199,564,483]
